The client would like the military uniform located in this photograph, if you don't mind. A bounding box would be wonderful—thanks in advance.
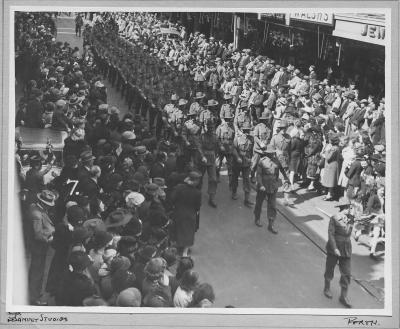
[182,115,202,167]
[199,127,219,206]
[189,101,205,119]
[219,102,235,122]
[232,127,254,205]
[254,150,288,231]
[251,120,272,178]
[270,127,291,172]
[199,106,218,133]
[234,107,252,133]
[323,212,354,307]
[215,120,235,189]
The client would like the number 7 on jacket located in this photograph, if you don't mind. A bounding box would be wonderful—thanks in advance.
[66,179,79,196]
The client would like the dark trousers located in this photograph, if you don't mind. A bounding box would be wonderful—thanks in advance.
[199,163,218,196]
[253,189,277,222]
[324,253,351,288]
[216,152,233,189]
[29,240,50,302]
[75,25,82,37]
[231,165,250,193]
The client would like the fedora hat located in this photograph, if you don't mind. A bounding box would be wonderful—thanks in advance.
[206,99,219,107]
[144,183,159,195]
[105,208,133,228]
[223,93,232,100]
[194,91,205,99]
[133,145,147,155]
[68,94,80,105]
[224,112,233,119]
[83,218,106,233]
[80,150,96,162]
[152,177,167,189]
[37,189,57,207]
[242,121,252,131]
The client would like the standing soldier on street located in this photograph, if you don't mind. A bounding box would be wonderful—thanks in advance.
[189,91,206,119]
[215,112,235,189]
[323,209,354,308]
[250,112,272,183]
[199,121,219,208]
[254,145,289,232]
[232,122,254,207]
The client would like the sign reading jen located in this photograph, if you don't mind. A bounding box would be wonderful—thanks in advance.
[290,12,333,25]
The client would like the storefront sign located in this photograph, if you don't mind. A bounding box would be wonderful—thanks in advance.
[333,19,386,46]
[290,12,333,25]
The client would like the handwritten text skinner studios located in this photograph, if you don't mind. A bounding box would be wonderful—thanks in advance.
[7,312,68,323]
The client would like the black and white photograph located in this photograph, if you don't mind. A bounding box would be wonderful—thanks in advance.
[2,2,399,327]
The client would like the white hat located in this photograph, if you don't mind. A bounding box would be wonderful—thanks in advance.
[125,192,145,207]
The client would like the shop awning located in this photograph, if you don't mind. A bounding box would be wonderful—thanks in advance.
[333,13,386,46]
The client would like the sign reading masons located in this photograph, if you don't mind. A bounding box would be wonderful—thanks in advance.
[333,14,386,46]
[290,12,334,25]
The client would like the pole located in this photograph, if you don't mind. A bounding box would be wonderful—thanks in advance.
[317,25,320,61]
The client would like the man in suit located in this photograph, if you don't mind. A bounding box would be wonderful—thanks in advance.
[149,151,167,179]
[25,88,44,128]
[323,210,354,308]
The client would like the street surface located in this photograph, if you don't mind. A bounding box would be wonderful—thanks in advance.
[50,14,384,309]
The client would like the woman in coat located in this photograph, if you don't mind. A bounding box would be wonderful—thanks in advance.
[338,135,356,190]
[321,133,341,201]
[171,171,202,257]
[288,127,305,191]
[304,125,323,191]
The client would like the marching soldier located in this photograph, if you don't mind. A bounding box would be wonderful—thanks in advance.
[250,112,272,183]
[232,121,254,207]
[323,209,354,308]
[219,93,235,123]
[234,100,252,133]
[182,107,202,168]
[215,112,235,189]
[189,91,206,119]
[199,99,219,133]
[199,121,219,208]
[270,120,291,174]
[254,145,289,233]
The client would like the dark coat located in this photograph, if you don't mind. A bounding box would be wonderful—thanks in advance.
[346,159,363,187]
[171,182,202,247]
[56,271,96,306]
[289,137,304,173]
[149,162,167,179]
[25,98,44,128]
[326,215,352,258]
[63,137,89,159]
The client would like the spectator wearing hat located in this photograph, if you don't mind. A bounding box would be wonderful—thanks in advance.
[321,133,341,201]
[87,230,114,283]
[25,88,44,128]
[46,204,87,297]
[77,150,96,181]
[234,100,252,133]
[342,92,358,135]
[303,124,324,191]
[132,245,157,290]
[254,144,289,232]
[56,251,96,306]
[337,136,356,192]
[170,171,202,257]
[63,128,89,159]
[27,189,57,305]
[24,154,53,195]
[52,99,72,132]
[149,151,167,179]
[345,146,365,201]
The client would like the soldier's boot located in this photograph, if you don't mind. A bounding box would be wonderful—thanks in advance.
[244,192,254,207]
[267,218,278,234]
[339,287,352,308]
[254,217,263,227]
[208,194,217,208]
[323,280,333,299]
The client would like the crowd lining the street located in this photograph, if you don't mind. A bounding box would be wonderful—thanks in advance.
[14,12,386,307]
